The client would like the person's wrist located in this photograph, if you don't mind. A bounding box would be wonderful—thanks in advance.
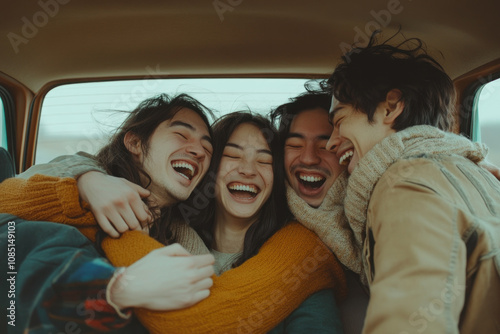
[106,267,133,316]
[77,171,102,202]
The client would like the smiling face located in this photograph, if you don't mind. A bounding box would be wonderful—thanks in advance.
[284,108,345,207]
[327,98,397,174]
[126,108,213,206]
[215,123,274,222]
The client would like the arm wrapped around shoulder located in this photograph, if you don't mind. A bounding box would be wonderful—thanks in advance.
[101,222,347,333]
[0,174,97,240]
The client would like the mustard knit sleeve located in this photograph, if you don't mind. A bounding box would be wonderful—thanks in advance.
[0,174,98,240]
[102,222,347,334]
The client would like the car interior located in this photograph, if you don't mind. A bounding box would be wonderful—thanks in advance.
[0,1,499,332]
[1,0,499,174]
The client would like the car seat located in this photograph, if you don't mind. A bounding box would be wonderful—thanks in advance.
[0,147,15,182]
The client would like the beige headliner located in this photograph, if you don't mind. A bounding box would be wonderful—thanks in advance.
[1,0,500,93]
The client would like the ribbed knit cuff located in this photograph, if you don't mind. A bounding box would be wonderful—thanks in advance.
[52,176,92,217]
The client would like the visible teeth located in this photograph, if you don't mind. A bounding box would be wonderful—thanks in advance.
[178,173,189,180]
[172,161,195,177]
[299,175,324,183]
[228,184,258,193]
[339,151,354,165]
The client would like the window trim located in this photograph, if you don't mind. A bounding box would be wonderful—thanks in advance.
[458,71,500,140]
[0,86,16,163]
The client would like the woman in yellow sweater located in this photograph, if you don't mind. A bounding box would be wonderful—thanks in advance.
[188,112,345,332]
[1,104,346,333]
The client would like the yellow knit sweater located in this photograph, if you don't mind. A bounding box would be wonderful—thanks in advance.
[0,175,347,333]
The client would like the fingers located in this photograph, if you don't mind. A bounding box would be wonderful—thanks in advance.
[193,269,214,286]
[141,224,150,235]
[180,279,213,308]
[196,277,214,290]
[190,253,216,268]
[97,190,150,235]
[129,195,152,228]
[122,179,152,227]
[162,243,192,256]
[118,202,142,231]
[119,246,215,311]
[94,212,120,238]
[125,179,150,198]
[190,288,211,305]
[79,173,153,237]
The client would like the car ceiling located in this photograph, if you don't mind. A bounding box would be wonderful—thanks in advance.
[1,0,500,93]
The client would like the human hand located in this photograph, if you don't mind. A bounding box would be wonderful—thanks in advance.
[77,171,152,237]
[479,159,500,181]
[109,243,215,310]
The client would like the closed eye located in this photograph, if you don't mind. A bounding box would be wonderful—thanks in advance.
[318,140,328,150]
[204,146,213,156]
[175,132,187,139]
[334,116,343,128]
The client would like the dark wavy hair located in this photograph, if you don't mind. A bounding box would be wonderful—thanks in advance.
[95,93,214,245]
[270,90,332,146]
[188,111,288,267]
[322,31,455,131]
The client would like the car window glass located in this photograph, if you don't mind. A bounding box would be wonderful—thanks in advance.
[36,78,311,164]
[475,77,500,166]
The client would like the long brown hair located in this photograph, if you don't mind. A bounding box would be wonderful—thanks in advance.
[95,93,214,244]
[188,112,288,267]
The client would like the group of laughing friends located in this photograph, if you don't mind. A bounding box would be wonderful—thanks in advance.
[1,32,499,334]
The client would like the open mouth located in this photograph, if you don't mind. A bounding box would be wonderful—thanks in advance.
[296,172,326,190]
[339,149,354,166]
[172,160,197,181]
[227,182,260,199]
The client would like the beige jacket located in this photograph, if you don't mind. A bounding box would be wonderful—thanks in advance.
[342,126,500,334]
[364,155,500,333]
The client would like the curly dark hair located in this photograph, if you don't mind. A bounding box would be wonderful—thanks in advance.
[322,31,455,131]
[270,89,332,146]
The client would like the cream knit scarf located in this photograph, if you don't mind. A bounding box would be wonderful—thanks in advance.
[287,125,487,285]
[345,125,487,247]
[170,219,211,255]
[287,171,364,280]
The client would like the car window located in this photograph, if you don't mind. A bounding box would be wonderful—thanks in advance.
[36,78,312,164]
[474,77,500,166]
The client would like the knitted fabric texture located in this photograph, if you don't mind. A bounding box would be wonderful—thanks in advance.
[168,219,211,255]
[286,173,363,279]
[0,175,212,255]
[102,222,347,334]
[345,125,488,247]
[0,174,98,240]
[0,174,347,333]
